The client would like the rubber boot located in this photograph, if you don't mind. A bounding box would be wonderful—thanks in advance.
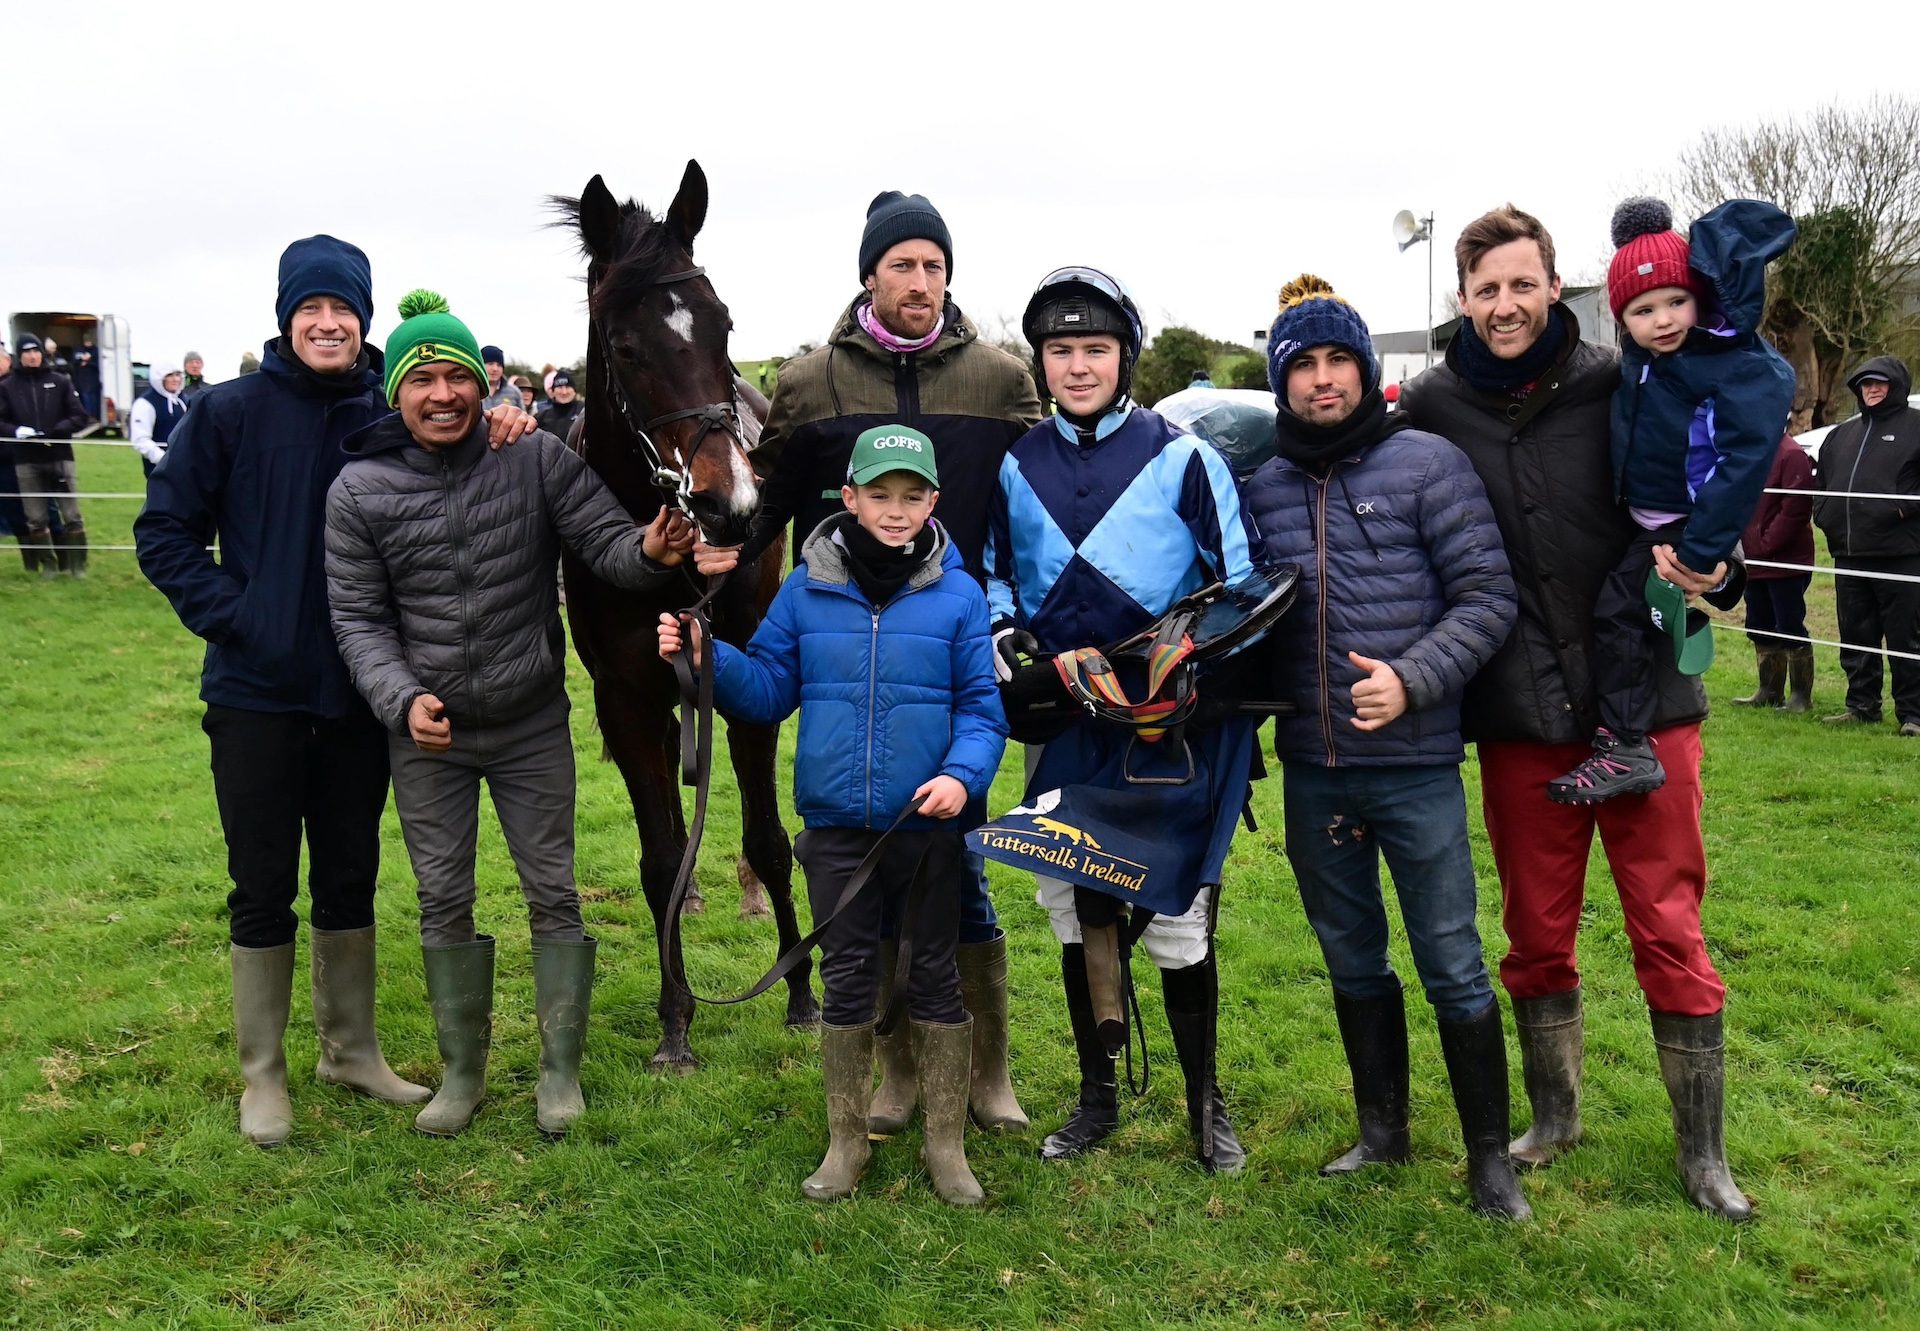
[913,1017,984,1206]
[231,943,295,1147]
[1782,646,1814,714]
[531,935,596,1136]
[26,529,57,580]
[415,936,495,1137]
[61,524,88,579]
[1040,944,1120,1160]
[867,942,917,1134]
[1651,1009,1753,1221]
[310,925,431,1104]
[802,1020,874,1201]
[1162,953,1246,1175]
[1732,646,1785,706]
[1437,1004,1533,1220]
[1322,988,1413,1174]
[1509,987,1583,1169]
[15,534,42,575]
[957,931,1028,1134]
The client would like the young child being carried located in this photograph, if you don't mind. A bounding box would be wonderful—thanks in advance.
[1548,198,1797,804]
[656,424,1006,1206]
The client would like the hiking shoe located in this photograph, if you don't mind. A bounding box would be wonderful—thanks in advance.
[1547,729,1665,805]
[1822,710,1878,725]
[1900,722,1920,738]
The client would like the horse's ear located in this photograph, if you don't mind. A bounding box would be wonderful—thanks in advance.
[666,159,708,251]
[579,174,622,262]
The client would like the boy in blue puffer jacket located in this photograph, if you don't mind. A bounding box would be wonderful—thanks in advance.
[656,423,1006,1208]
[1549,198,1796,804]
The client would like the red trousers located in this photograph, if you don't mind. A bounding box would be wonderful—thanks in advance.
[1478,724,1725,1016]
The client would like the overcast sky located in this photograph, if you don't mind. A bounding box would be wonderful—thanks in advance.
[8,2,1916,383]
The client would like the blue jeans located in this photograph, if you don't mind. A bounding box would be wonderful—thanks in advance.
[1281,763,1494,1023]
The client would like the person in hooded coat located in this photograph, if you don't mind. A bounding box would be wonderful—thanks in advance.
[132,361,189,478]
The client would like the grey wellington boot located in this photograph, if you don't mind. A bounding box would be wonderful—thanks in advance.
[1782,646,1815,714]
[1509,987,1584,1169]
[415,936,495,1137]
[957,931,1028,1134]
[867,943,918,1134]
[803,1021,876,1201]
[1732,646,1785,706]
[231,943,296,1147]
[531,936,597,1136]
[311,925,430,1104]
[1651,1010,1753,1221]
[913,1017,985,1206]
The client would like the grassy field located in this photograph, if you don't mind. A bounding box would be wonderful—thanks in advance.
[1,444,1916,1329]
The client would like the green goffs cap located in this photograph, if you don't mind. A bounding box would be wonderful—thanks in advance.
[847,423,939,487]
[1644,568,1716,676]
[383,289,489,406]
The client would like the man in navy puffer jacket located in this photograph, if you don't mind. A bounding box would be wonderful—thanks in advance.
[1243,275,1526,1220]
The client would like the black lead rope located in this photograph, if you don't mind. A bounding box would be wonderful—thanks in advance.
[660,571,932,1019]
[1120,910,1153,1097]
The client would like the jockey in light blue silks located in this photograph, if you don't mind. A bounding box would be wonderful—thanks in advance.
[982,267,1258,1173]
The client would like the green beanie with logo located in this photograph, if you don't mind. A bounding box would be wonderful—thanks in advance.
[383,289,488,405]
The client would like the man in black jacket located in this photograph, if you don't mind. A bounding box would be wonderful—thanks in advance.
[1812,357,1920,734]
[0,334,91,577]
[535,369,585,441]
[1400,204,1753,1221]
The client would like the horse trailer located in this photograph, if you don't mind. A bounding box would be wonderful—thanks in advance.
[6,311,143,436]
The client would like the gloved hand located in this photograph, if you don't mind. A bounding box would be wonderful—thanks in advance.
[991,620,1041,684]
[14,426,38,439]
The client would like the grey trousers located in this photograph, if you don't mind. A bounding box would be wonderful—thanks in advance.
[389,694,587,947]
[16,459,82,531]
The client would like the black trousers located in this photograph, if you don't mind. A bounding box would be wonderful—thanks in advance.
[1834,555,1920,724]
[794,826,964,1027]
[203,704,392,947]
[1742,574,1811,648]
[1592,521,1686,741]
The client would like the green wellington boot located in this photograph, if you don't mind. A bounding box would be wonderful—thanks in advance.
[231,943,296,1147]
[311,925,431,1104]
[914,1017,985,1206]
[803,1021,876,1201]
[415,936,495,1137]
[531,936,597,1136]
[1651,1010,1753,1221]
[1731,646,1785,706]
[1509,987,1584,1169]
[958,931,1029,1134]
[868,943,918,1134]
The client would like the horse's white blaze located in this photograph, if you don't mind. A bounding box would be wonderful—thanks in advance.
[728,446,760,515]
[665,292,696,343]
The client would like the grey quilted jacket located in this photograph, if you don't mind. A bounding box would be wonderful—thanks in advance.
[324,416,673,733]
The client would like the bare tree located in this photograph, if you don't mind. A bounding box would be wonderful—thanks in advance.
[1669,96,1920,429]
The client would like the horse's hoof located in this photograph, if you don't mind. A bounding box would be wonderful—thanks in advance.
[650,1045,701,1075]
[736,857,770,918]
[786,993,823,1029]
[680,889,706,917]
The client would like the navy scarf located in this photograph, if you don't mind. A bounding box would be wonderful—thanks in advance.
[1452,303,1571,395]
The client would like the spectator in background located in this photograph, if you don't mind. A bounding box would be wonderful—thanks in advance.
[510,374,536,410]
[1731,434,1816,712]
[536,369,584,441]
[0,334,91,578]
[182,351,214,404]
[239,351,261,376]
[72,332,102,418]
[132,360,189,478]
[1813,357,1920,735]
[0,340,28,573]
[481,345,523,410]
[1188,367,1215,389]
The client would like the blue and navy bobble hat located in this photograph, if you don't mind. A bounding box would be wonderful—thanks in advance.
[1265,274,1380,398]
[276,235,374,334]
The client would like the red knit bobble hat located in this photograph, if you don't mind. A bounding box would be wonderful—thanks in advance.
[1607,197,1704,321]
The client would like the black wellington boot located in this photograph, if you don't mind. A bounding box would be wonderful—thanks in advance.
[1437,1003,1533,1220]
[1322,989,1413,1174]
[1039,945,1119,1161]
[1162,952,1246,1175]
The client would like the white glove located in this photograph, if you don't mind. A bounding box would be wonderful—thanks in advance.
[14,426,37,439]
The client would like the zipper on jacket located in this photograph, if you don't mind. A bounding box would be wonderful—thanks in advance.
[894,353,921,422]
[1313,476,1338,766]
[1842,437,1867,555]
[443,451,485,728]
[865,607,880,828]
[1617,364,1649,505]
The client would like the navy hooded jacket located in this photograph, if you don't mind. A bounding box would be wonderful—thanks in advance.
[135,339,391,717]
[1611,199,1798,573]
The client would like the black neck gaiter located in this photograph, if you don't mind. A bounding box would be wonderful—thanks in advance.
[840,515,930,606]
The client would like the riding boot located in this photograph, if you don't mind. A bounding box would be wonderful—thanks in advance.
[310,925,431,1104]
[415,936,495,1137]
[1782,646,1815,714]
[1509,987,1583,1169]
[803,1020,874,1201]
[1080,921,1128,1055]
[1437,1003,1533,1220]
[26,528,57,580]
[531,935,596,1136]
[957,931,1028,1134]
[1162,952,1246,1175]
[231,943,296,1147]
[913,1017,984,1206]
[1651,1009,1753,1221]
[1040,944,1120,1161]
[1732,646,1785,706]
[61,523,88,579]
[1322,989,1413,1174]
[867,942,918,1134]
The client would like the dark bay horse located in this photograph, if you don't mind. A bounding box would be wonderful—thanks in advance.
[554,160,819,1070]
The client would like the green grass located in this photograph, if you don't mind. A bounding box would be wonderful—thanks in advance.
[1,445,1916,1329]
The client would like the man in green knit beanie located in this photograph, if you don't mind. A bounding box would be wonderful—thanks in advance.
[324,289,695,1138]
